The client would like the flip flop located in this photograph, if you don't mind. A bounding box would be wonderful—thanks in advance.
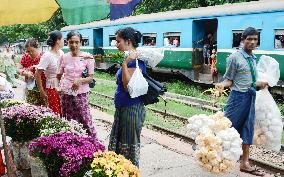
[240,167,265,176]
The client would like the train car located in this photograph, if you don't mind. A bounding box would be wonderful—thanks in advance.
[61,0,284,90]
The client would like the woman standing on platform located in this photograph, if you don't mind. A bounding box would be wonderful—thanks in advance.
[2,44,17,88]
[56,31,96,136]
[17,38,46,106]
[35,31,64,115]
[108,27,146,167]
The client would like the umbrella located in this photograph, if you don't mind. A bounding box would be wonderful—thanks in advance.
[0,0,59,26]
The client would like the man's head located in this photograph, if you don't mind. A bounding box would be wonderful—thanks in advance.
[241,27,258,51]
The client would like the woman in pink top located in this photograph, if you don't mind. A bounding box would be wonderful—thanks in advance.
[35,31,64,115]
[56,31,96,136]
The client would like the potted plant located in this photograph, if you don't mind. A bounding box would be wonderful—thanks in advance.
[30,116,88,177]
[84,151,140,177]
[29,132,105,177]
[1,104,54,170]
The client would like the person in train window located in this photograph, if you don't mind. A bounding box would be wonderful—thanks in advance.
[108,27,146,167]
[216,27,267,176]
[173,37,180,47]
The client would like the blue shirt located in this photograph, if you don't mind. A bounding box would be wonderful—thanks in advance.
[114,59,147,108]
[223,49,257,92]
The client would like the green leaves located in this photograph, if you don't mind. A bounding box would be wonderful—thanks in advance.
[134,0,252,15]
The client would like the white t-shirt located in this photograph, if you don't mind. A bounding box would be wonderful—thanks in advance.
[0,76,13,92]
[37,50,64,88]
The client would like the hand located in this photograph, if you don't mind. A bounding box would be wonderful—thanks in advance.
[39,89,47,99]
[71,79,81,92]
[124,50,137,64]
[55,87,63,95]
[215,83,225,94]
[26,71,34,79]
[256,81,268,90]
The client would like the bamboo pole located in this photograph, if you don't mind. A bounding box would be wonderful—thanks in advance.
[0,108,16,177]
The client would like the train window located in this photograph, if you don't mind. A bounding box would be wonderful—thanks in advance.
[142,33,157,46]
[164,32,181,47]
[82,37,89,46]
[64,39,67,46]
[232,30,261,48]
[275,30,284,49]
[109,35,116,47]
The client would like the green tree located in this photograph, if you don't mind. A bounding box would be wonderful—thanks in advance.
[134,0,254,15]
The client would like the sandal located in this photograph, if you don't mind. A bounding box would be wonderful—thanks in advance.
[240,166,265,176]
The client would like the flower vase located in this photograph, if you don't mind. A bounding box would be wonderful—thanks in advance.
[11,141,30,170]
[29,156,48,177]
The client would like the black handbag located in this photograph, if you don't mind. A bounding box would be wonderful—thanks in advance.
[82,68,96,88]
[140,74,167,105]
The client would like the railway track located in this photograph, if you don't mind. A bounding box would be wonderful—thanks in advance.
[89,92,284,175]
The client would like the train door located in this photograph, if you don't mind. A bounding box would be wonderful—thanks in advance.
[93,28,103,55]
[192,19,218,83]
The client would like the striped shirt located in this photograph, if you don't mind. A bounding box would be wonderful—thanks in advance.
[223,49,257,92]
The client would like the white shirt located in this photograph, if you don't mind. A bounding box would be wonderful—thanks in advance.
[37,50,64,88]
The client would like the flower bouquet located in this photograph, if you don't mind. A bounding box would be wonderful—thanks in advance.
[2,104,54,143]
[85,151,140,177]
[187,112,242,175]
[29,132,105,177]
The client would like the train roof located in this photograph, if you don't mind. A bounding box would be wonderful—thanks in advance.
[61,0,284,31]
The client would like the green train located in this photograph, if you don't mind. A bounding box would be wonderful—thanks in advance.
[61,0,284,92]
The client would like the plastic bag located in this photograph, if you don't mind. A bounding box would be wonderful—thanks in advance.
[254,55,283,151]
[254,88,283,151]
[127,59,148,98]
[136,48,164,68]
[26,79,35,90]
[257,55,280,87]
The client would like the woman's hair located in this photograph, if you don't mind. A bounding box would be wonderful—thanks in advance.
[25,38,40,49]
[47,30,62,47]
[115,27,142,48]
[66,31,82,42]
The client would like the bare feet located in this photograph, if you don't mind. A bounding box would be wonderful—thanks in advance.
[240,162,265,176]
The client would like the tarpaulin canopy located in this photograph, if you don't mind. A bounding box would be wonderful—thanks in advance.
[0,0,142,26]
[57,0,110,25]
[0,0,59,26]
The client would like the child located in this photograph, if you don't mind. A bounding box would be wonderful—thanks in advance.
[210,49,218,83]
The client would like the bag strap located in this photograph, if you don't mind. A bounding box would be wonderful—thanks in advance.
[243,55,257,88]
[136,59,139,69]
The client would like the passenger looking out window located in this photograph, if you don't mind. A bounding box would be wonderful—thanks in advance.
[142,33,157,46]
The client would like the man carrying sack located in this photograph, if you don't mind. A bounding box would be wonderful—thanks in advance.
[215,27,267,176]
